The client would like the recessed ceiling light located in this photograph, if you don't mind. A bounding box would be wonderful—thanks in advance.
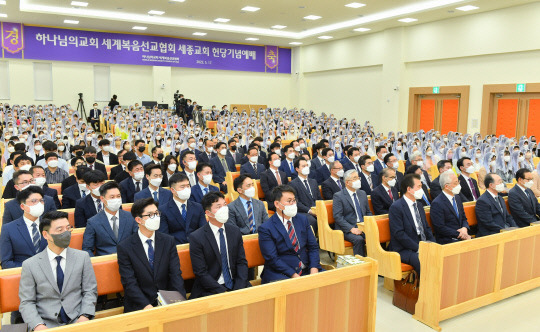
[64,19,79,24]
[169,0,186,2]
[70,1,88,7]
[398,18,417,23]
[214,18,230,23]
[345,2,366,9]
[318,35,333,39]
[304,15,322,20]
[0,1,6,5]
[193,32,207,36]
[271,25,287,29]
[148,10,165,15]
[241,6,260,12]
[132,26,147,30]
[245,37,259,41]
[289,42,303,45]
[456,5,479,11]
[353,27,371,32]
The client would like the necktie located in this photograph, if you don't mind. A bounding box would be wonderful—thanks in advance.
[221,158,229,172]
[452,197,459,217]
[494,196,504,214]
[181,204,187,221]
[135,181,141,192]
[388,189,394,201]
[55,256,70,323]
[218,228,234,289]
[413,203,427,241]
[382,160,386,168]
[146,239,154,270]
[355,164,361,175]
[468,178,478,200]
[423,194,430,206]
[31,223,40,253]
[111,215,118,239]
[204,187,209,195]
[97,199,102,212]
[286,220,303,275]
[304,180,313,199]
[81,190,86,198]
[247,201,255,233]
[366,174,373,189]
[352,193,364,221]
[189,174,195,186]
[275,171,282,185]
[337,179,342,190]
[253,163,257,173]
[153,191,158,202]
[89,164,93,170]
[290,162,295,174]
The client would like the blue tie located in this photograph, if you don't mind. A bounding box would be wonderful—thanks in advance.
[290,162,296,174]
[181,204,187,221]
[423,194,430,206]
[247,201,255,233]
[219,228,234,289]
[55,256,70,323]
[352,193,364,221]
[81,190,86,198]
[153,191,158,202]
[31,223,40,253]
[452,197,459,217]
[204,187,209,195]
[146,239,154,271]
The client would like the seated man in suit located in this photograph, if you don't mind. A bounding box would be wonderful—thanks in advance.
[117,198,186,313]
[321,160,345,200]
[159,173,206,244]
[84,146,108,178]
[309,143,324,170]
[297,138,311,159]
[226,138,243,165]
[258,185,321,283]
[43,153,69,185]
[134,163,173,205]
[134,139,152,165]
[476,173,517,237]
[261,152,289,211]
[1,186,48,269]
[189,191,250,298]
[240,147,266,179]
[2,154,34,199]
[61,156,86,193]
[384,153,404,187]
[279,145,298,180]
[408,151,431,189]
[62,166,90,209]
[180,150,199,186]
[82,182,138,256]
[342,147,361,173]
[190,162,220,204]
[3,171,57,225]
[74,170,107,228]
[429,159,453,200]
[149,146,165,166]
[240,142,267,166]
[371,167,399,215]
[197,138,217,163]
[112,151,136,183]
[430,170,471,244]
[19,210,97,329]
[333,169,373,256]
[457,157,481,202]
[181,136,201,159]
[508,168,540,227]
[97,139,119,166]
[313,148,335,185]
[288,158,321,234]
[36,141,70,174]
[119,160,149,203]
[31,166,61,209]
[110,150,126,181]
[210,142,236,192]
[404,165,432,207]
[358,155,380,195]
[389,174,436,274]
[228,174,269,235]
[373,145,388,177]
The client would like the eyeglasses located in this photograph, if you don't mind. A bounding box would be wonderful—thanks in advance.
[141,211,161,219]
[18,179,36,186]
[26,199,45,205]
[281,199,297,205]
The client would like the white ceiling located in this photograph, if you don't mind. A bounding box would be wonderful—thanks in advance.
[0,0,535,47]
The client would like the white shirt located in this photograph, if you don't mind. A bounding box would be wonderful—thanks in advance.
[102,153,110,165]
[173,198,187,214]
[23,215,39,240]
[317,156,325,165]
[104,210,119,231]
[138,230,155,260]
[461,173,476,201]
[92,196,101,211]
[149,187,159,200]
[442,191,456,207]
[132,178,142,190]
[404,195,422,235]
[79,187,89,198]
[46,247,67,280]
[346,187,363,222]
[517,183,529,196]
[208,222,231,284]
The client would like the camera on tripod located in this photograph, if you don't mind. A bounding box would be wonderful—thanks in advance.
[173,90,182,102]
[78,92,83,99]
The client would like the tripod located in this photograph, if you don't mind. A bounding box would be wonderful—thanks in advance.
[77,95,87,120]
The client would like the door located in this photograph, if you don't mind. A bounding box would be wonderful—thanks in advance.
[492,93,540,138]
[417,94,461,134]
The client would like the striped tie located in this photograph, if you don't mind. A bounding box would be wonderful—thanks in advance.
[286,220,303,274]
[97,199,102,212]
[31,223,40,253]
[247,201,255,233]
[181,204,187,221]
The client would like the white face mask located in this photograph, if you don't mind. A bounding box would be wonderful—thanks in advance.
[495,183,506,192]
[249,156,258,163]
[416,161,424,167]
[518,156,525,162]
[176,187,191,201]
[465,166,475,174]
[243,187,256,198]
[387,179,396,187]
[300,143,306,149]
[272,159,281,168]
[202,174,213,185]
[47,160,59,168]
[294,146,301,152]
[397,146,402,151]
[301,166,310,176]
[426,151,433,156]
[451,184,461,195]
[287,152,295,160]
[213,206,229,224]
[26,202,44,218]
[20,164,32,171]
[366,164,374,173]
[90,187,101,196]
[327,156,335,163]
[413,188,425,200]
[391,161,399,170]
[106,198,122,212]
[149,177,163,187]
[207,147,214,153]
[7,146,14,153]
[336,169,344,178]
[168,164,177,172]
[354,155,361,163]
[34,177,46,187]
[220,149,227,156]
[78,183,88,192]
[133,171,145,181]
[504,156,511,162]
[351,179,362,190]
[524,180,534,189]
[144,215,161,231]
[34,145,42,151]
[102,146,110,152]
[187,160,197,170]
[58,146,65,152]
[476,153,482,159]
[280,203,298,218]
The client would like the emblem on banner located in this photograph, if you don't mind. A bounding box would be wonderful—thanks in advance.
[265,45,278,70]
[2,22,24,54]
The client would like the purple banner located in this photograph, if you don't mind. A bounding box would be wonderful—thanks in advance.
[0,22,291,73]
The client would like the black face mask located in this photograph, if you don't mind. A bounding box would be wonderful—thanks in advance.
[86,156,95,164]
[157,153,164,161]
[75,150,83,157]
[138,146,146,152]
[230,145,237,151]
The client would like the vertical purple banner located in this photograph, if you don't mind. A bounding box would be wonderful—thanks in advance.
[1,22,24,59]
[265,45,278,73]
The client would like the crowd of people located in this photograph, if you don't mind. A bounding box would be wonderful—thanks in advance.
[1,101,540,329]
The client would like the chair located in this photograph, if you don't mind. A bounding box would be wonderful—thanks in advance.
[315,200,353,257]
[48,183,62,195]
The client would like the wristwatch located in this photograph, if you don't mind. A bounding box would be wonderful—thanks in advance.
[80,313,94,320]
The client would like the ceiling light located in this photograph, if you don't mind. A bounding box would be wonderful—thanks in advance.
[64,19,79,24]
[318,36,333,39]
[214,18,230,23]
[345,3,366,9]
[245,37,259,41]
[193,32,207,36]
[304,15,322,20]
[148,10,165,15]
[456,5,479,11]
[271,25,287,29]
[398,18,417,23]
[132,26,147,30]
[241,6,260,12]
[289,42,303,45]
[70,1,88,7]
[353,27,371,32]
[169,0,186,2]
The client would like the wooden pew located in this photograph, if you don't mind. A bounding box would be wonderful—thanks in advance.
[315,200,354,256]
[225,171,259,201]
[48,183,62,195]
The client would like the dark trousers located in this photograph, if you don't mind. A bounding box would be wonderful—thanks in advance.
[344,232,365,256]
[399,249,420,274]
[90,119,100,132]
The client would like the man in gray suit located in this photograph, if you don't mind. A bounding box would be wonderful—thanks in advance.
[333,169,373,256]
[228,174,269,234]
[19,211,98,330]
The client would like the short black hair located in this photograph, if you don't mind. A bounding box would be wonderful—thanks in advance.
[127,159,143,172]
[29,166,45,174]
[272,185,297,203]
[17,186,44,205]
[293,157,307,170]
[84,146,97,154]
[123,151,136,162]
[70,156,85,166]
[40,211,69,233]
[196,162,212,174]
[346,147,358,158]
[437,159,452,172]
[247,146,258,155]
[44,152,58,161]
[201,191,225,212]
[405,164,422,175]
[515,168,531,181]
[98,139,110,146]
[144,163,162,176]
[14,143,26,151]
[181,150,195,161]
[270,142,281,151]
[268,152,279,161]
[14,155,33,167]
[13,170,32,184]
[358,155,371,167]
[400,173,421,194]
[283,145,293,153]
[456,157,471,170]
[42,141,57,152]
[75,166,89,180]
[9,151,24,161]
[383,153,394,165]
[484,173,496,189]
[99,181,120,196]
[134,139,145,146]
[376,146,386,154]
[234,174,252,192]
[168,172,189,187]
[321,147,332,157]
[82,170,107,185]
[131,197,157,219]
[214,142,226,151]
[151,146,161,154]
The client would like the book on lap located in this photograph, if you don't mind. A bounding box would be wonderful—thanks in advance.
[157,290,186,306]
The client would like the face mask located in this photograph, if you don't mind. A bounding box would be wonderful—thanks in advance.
[49,230,71,248]
[20,164,31,171]
[207,147,214,153]
[490,161,496,167]
[518,156,525,162]
[34,145,42,151]
[280,203,298,218]
[58,146,65,152]
[47,160,59,168]
[336,169,344,177]
[327,156,335,163]
[300,143,306,149]
[86,156,96,164]
[351,179,362,190]
[244,187,256,198]
[504,156,510,162]
[476,153,482,158]
[413,188,425,200]
[294,146,301,152]
[451,184,462,195]
[34,177,46,187]
[387,179,396,187]
[202,174,213,185]
[249,156,258,163]
[7,146,14,153]
[26,202,44,218]
[301,166,310,176]
[138,146,146,152]
[133,171,144,181]
[150,177,163,187]
[366,164,374,173]
[465,166,475,174]
[176,187,191,201]
[525,180,534,189]
[106,198,122,212]
[187,161,197,170]
[168,164,177,172]
[144,215,161,231]
[397,146,402,151]
[157,153,164,161]
[218,149,227,157]
[416,161,424,167]
[213,206,229,224]
[287,152,295,159]
[272,159,281,168]
[353,155,360,163]
[78,183,88,192]
[495,183,505,192]
[426,151,433,156]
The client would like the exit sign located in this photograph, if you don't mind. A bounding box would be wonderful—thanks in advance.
[433,86,440,94]
[517,83,526,92]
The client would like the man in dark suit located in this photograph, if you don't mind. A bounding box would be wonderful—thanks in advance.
[61,156,87,193]
[211,142,236,192]
[389,174,435,273]
[333,169,373,255]
[226,138,243,165]
[134,163,172,205]
[110,150,132,183]
[373,146,388,177]
[409,151,431,190]
[279,145,298,180]
[180,150,199,187]
[371,167,399,215]
[2,155,34,199]
[404,165,432,208]
[321,160,345,200]
[30,166,61,209]
[89,103,101,132]
[508,168,540,227]
[313,148,335,185]
[430,171,471,244]
[119,160,149,203]
[189,162,220,204]
[429,159,453,200]
[82,182,138,256]
[341,147,361,173]
[258,185,321,283]
[97,139,119,165]
[61,166,90,209]
[457,157,481,202]
[74,170,107,228]
[358,155,380,195]
[84,146,107,178]
[240,147,266,179]
[197,138,217,163]
[117,198,186,313]
[181,137,201,159]
[240,143,267,166]
[288,158,321,233]
[475,173,517,237]
[159,173,206,244]
[227,174,269,235]
[189,191,250,298]
[260,152,289,211]
[384,153,404,187]
[310,143,325,171]
[297,138,311,158]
